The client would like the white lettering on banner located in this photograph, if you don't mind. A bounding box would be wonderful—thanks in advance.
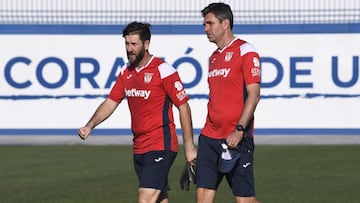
[208,68,231,78]
[125,88,151,99]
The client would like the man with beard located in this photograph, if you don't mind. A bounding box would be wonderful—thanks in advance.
[78,22,197,203]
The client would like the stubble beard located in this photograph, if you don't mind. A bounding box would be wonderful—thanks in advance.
[128,48,146,68]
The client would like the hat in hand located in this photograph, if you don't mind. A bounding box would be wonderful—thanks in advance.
[218,143,241,173]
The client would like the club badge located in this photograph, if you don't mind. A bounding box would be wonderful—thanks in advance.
[144,73,153,83]
[225,52,233,62]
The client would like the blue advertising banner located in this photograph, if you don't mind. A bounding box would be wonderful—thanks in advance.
[1,24,360,135]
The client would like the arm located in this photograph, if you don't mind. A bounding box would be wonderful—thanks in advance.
[238,82,261,128]
[178,102,197,164]
[78,98,119,140]
[226,83,260,147]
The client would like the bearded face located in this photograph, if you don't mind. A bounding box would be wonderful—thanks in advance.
[124,34,148,68]
[127,44,146,68]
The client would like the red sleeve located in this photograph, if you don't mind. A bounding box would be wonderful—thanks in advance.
[242,52,261,85]
[108,73,125,103]
[162,72,189,107]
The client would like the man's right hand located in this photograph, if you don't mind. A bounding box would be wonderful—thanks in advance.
[78,126,91,140]
[184,144,197,165]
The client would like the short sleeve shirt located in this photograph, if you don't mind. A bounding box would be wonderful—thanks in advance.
[109,56,189,154]
[201,38,261,139]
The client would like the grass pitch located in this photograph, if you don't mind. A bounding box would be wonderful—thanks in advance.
[0,145,359,203]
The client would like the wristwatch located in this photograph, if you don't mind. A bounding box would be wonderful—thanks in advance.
[235,124,245,132]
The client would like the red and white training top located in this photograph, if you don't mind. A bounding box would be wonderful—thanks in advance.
[108,56,189,154]
[201,38,261,139]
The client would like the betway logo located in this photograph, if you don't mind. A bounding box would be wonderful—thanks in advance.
[208,68,230,78]
[125,88,151,100]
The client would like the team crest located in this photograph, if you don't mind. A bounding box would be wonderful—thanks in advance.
[144,73,153,83]
[225,52,233,62]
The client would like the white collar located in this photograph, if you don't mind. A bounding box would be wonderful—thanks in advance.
[135,55,154,72]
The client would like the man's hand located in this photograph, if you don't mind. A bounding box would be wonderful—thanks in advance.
[78,126,92,140]
[226,130,244,148]
[184,144,197,165]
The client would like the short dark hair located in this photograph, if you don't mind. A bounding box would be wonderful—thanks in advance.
[201,2,233,30]
[122,21,151,42]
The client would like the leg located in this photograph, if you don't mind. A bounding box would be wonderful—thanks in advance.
[138,188,162,203]
[134,151,177,203]
[196,135,224,203]
[230,137,261,203]
[235,196,261,203]
[157,190,169,203]
[196,187,216,203]
[138,188,170,203]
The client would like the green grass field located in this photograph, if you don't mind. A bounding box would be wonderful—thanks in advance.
[1,145,359,203]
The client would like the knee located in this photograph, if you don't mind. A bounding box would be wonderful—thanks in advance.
[138,188,161,203]
[196,188,216,203]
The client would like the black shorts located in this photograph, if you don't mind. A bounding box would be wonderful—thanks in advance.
[134,150,177,192]
[196,134,256,197]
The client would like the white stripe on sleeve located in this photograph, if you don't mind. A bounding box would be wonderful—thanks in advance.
[240,42,257,56]
[158,62,176,79]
